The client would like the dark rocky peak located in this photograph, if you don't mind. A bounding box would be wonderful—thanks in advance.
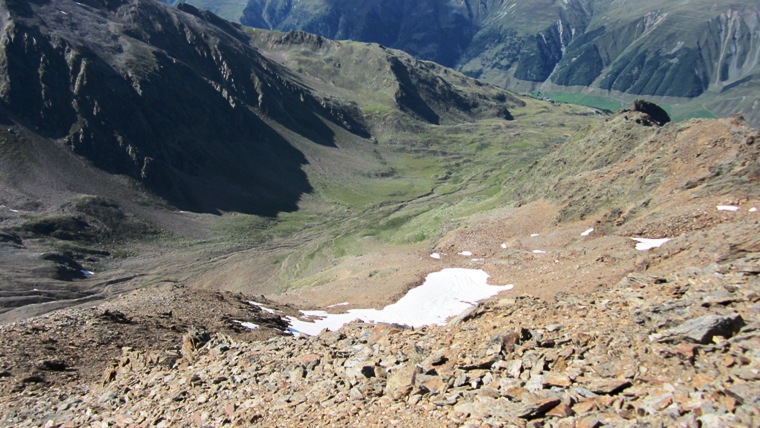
[273,30,326,48]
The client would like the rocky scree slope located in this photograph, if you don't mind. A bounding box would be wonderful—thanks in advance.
[1,241,758,427]
[168,0,760,126]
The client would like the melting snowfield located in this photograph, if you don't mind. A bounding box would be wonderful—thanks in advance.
[287,268,513,336]
[244,228,682,336]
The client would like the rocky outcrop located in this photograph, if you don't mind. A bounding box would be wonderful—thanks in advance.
[624,100,671,126]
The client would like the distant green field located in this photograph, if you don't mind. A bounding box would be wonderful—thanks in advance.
[539,91,718,123]
[538,92,627,113]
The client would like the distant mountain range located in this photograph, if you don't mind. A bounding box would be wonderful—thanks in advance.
[162,0,760,125]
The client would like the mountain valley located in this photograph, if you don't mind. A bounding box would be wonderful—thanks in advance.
[0,0,759,426]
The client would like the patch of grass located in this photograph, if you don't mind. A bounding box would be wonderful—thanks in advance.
[541,92,627,112]
[20,215,93,242]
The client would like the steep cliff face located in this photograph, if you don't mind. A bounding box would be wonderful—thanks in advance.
[459,0,594,84]
[555,5,760,99]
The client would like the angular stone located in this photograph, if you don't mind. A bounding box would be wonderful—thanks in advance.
[525,374,544,392]
[586,378,632,395]
[516,397,561,419]
[458,354,498,371]
[655,314,745,344]
[573,398,600,414]
[546,402,574,418]
[421,350,448,373]
[488,331,521,355]
[502,386,531,401]
[576,415,604,428]
[418,374,446,394]
[448,304,482,326]
[506,360,523,378]
[543,373,572,388]
[385,364,420,400]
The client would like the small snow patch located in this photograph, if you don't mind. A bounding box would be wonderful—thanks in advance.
[81,270,94,277]
[530,233,540,237]
[327,302,349,308]
[430,253,442,259]
[532,250,546,254]
[631,238,671,251]
[235,321,260,330]
[581,228,594,236]
[500,243,507,249]
[750,207,758,213]
[249,301,276,314]
[458,251,473,257]
[717,205,740,212]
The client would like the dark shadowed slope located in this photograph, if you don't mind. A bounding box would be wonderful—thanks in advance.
[0,0,374,215]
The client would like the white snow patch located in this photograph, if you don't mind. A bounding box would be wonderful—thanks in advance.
[532,250,547,254]
[471,258,484,262]
[631,238,671,251]
[235,321,260,330]
[327,302,349,308]
[717,205,740,211]
[500,243,507,249]
[430,253,442,259]
[249,301,276,314]
[81,270,94,276]
[581,228,594,236]
[750,207,758,213]
[286,268,513,336]
[458,251,473,257]
[530,233,540,237]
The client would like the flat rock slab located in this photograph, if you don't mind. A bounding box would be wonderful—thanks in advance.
[655,314,745,344]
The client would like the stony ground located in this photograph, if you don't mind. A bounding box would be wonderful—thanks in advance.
[2,242,757,427]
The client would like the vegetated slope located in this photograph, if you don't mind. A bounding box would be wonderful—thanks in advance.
[2,109,759,427]
[0,0,534,317]
[168,0,760,126]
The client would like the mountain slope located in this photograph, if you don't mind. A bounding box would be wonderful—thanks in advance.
[2,110,759,427]
[170,0,760,126]
[0,0,538,317]
[1,0,367,215]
